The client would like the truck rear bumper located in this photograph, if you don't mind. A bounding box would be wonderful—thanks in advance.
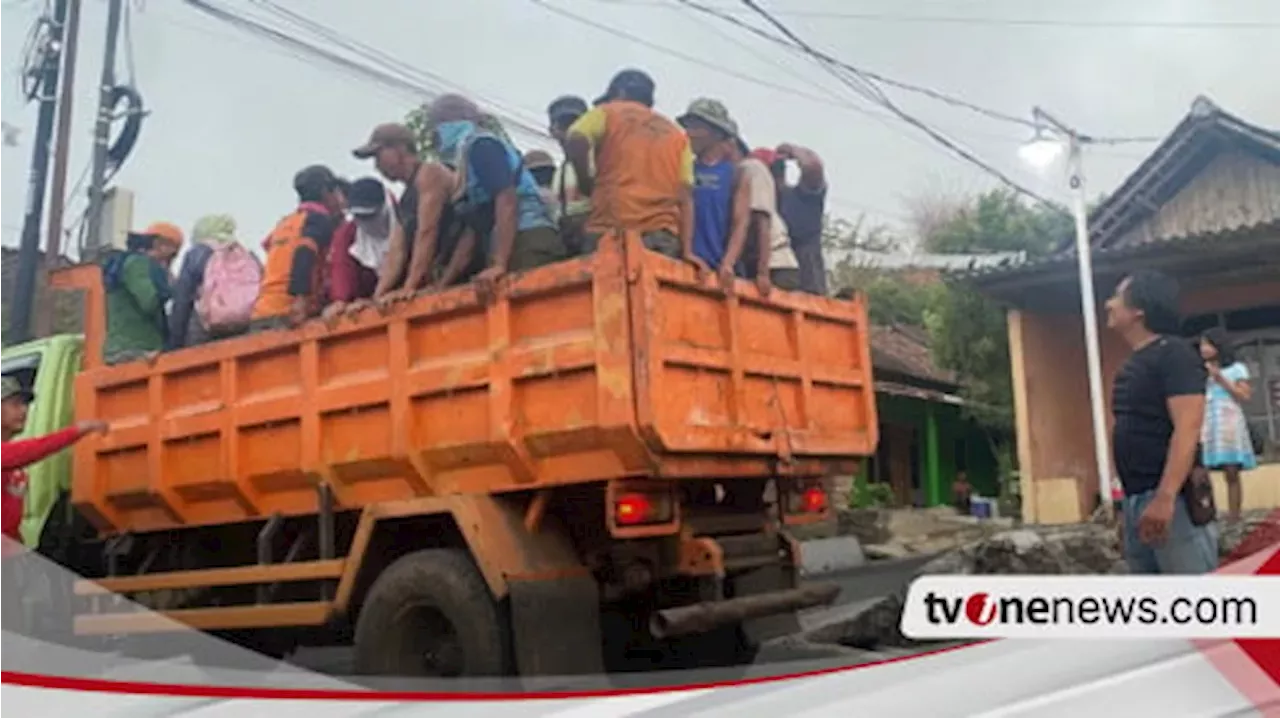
[649,582,840,639]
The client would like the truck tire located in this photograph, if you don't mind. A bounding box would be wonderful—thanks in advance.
[353,549,510,677]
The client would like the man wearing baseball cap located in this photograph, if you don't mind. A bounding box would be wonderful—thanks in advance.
[1,376,107,558]
[353,122,460,304]
[564,69,694,259]
[325,177,391,315]
[546,95,593,254]
[523,149,560,223]
[102,220,184,364]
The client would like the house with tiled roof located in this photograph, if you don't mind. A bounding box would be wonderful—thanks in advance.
[861,322,1001,509]
[969,96,1280,524]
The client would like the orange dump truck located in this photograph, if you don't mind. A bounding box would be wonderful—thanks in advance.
[49,231,878,676]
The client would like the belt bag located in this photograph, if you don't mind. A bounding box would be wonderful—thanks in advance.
[1180,465,1217,527]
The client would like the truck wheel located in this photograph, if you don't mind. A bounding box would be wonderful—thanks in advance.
[353,549,510,677]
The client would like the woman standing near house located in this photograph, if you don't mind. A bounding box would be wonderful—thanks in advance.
[1199,328,1257,521]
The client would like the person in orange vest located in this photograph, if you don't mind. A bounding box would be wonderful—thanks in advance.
[564,69,696,261]
[251,165,345,332]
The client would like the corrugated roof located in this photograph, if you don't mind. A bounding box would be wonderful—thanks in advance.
[960,97,1280,287]
[870,323,959,391]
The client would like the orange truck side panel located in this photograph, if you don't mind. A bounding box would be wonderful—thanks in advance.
[70,233,878,535]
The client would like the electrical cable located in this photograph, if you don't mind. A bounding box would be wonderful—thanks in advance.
[599,1,1280,30]
[248,0,548,137]
[737,0,1062,209]
[181,0,550,143]
[681,0,1167,146]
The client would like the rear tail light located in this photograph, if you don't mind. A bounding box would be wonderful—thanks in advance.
[800,485,828,513]
[615,492,661,526]
[783,481,830,521]
[608,481,677,535]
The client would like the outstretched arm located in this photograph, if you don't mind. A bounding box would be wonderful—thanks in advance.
[2,421,108,470]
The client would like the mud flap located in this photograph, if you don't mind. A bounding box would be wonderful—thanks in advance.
[509,575,605,676]
[732,564,802,645]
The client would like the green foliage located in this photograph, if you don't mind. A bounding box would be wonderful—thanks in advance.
[850,475,895,509]
[822,215,942,326]
[923,280,1013,430]
[918,188,1071,258]
[859,273,942,326]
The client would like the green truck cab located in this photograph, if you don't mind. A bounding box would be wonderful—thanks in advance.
[1,334,83,548]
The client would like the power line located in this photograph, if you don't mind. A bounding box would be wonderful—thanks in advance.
[246,0,549,138]
[736,0,1063,209]
[533,0,1056,162]
[676,0,1168,146]
[598,1,1280,30]
[675,0,1042,129]
[180,0,550,143]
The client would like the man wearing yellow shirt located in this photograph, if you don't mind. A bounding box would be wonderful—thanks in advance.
[564,69,696,262]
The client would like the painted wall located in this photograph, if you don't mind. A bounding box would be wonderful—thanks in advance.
[873,392,1000,507]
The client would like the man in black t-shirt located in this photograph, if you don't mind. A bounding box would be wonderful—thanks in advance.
[1105,270,1217,574]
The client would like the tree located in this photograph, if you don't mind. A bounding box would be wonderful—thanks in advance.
[918,188,1071,258]
[916,189,1073,435]
[822,215,941,326]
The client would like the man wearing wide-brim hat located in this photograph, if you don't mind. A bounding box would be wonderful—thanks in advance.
[678,97,746,279]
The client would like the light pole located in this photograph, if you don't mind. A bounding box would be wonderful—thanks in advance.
[1019,107,1114,521]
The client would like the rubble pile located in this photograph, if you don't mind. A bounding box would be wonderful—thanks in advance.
[806,509,1280,651]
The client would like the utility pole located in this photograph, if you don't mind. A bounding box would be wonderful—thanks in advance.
[38,0,83,337]
[83,0,125,259]
[9,0,71,344]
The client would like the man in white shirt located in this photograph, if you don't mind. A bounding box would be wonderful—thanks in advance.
[723,141,799,296]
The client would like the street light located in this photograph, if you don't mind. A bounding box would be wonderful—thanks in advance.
[1019,107,1115,521]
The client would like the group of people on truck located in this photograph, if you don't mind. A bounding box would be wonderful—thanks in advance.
[100,68,830,365]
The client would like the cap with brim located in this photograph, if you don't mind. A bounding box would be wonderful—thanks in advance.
[596,69,655,106]
[353,123,416,159]
[1,376,34,404]
[548,95,589,120]
[677,98,739,140]
[523,150,557,171]
[347,177,386,217]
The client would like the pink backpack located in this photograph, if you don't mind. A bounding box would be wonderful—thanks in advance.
[196,243,263,335]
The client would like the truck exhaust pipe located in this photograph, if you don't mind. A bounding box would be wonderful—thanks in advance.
[650,582,841,640]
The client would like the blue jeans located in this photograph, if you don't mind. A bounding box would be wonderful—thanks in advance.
[1122,489,1219,574]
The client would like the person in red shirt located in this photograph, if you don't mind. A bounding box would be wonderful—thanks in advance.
[2,376,107,556]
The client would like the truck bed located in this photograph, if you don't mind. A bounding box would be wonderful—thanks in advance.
[71,232,878,534]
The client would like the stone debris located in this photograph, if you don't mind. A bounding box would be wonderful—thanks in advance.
[804,510,1280,652]
[836,507,1014,558]
[805,522,1126,649]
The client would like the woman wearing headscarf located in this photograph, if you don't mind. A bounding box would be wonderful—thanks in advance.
[168,214,238,349]
[1198,327,1258,521]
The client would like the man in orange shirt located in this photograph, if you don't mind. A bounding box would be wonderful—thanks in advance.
[564,69,696,262]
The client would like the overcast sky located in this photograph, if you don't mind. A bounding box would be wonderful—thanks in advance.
[2,0,1278,257]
